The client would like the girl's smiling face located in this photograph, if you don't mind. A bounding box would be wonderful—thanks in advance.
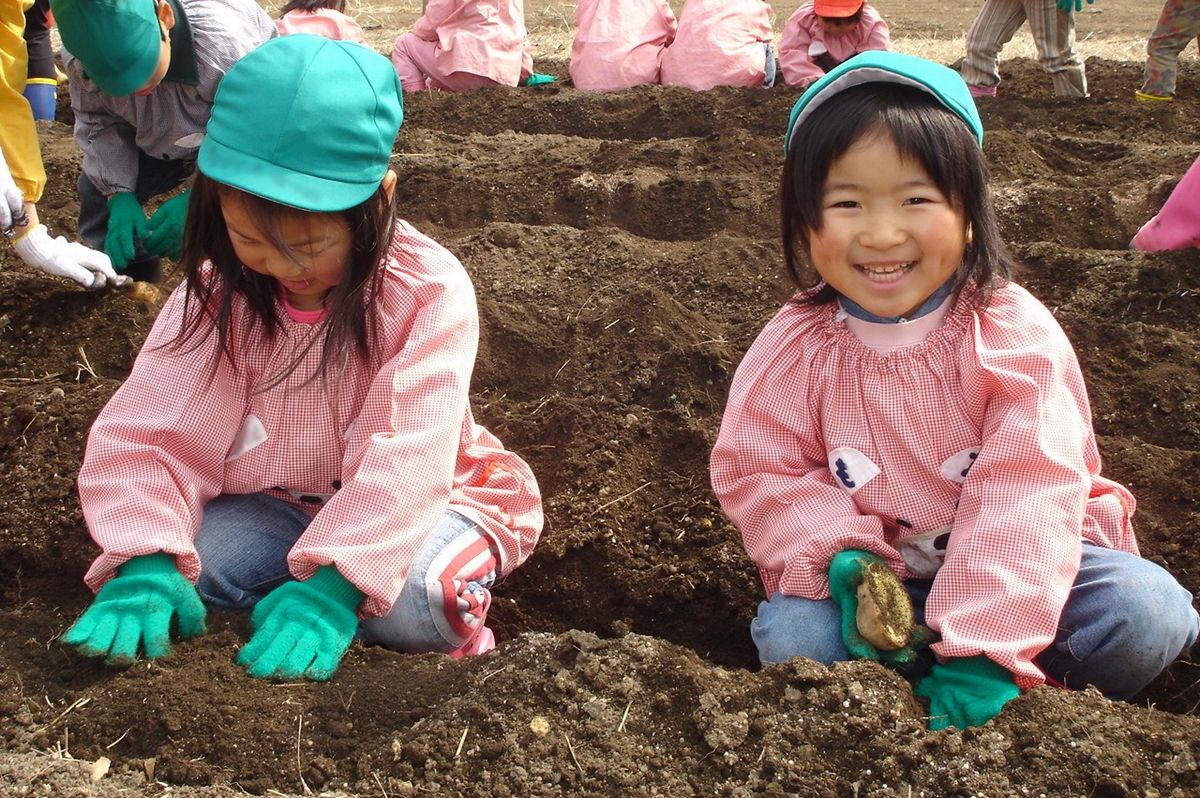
[807,129,968,319]
[220,193,353,311]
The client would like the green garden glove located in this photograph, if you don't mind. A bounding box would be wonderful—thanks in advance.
[236,565,364,681]
[827,549,889,660]
[519,72,556,87]
[104,192,149,271]
[1056,0,1094,13]
[62,552,207,666]
[914,655,1021,730]
[143,189,190,261]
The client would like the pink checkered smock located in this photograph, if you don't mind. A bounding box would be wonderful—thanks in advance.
[78,221,543,619]
[711,282,1137,688]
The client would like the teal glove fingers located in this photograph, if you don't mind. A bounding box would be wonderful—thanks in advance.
[64,608,118,658]
[875,624,938,678]
[236,565,364,682]
[103,192,149,271]
[827,549,888,661]
[914,655,1021,730]
[520,72,556,87]
[62,552,207,666]
[142,189,190,261]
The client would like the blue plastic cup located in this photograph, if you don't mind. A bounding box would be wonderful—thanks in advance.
[24,79,57,122]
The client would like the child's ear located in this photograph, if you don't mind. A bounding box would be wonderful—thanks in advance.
[381,170,397,203]
[157,0,176,31]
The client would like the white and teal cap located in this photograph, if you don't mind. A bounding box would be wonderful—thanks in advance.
[785,51,984,153]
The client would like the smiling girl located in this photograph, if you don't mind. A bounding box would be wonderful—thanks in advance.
[710,51,1198,731]
[64,35,543,682]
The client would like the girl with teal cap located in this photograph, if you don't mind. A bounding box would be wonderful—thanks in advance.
[711,50,1198,731]
[63,35,544,682]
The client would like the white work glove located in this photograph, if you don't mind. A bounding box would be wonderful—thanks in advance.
[0,148,28,231]
[13,225,130,289]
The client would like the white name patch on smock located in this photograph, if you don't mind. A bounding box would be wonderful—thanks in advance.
[226,415,267,461]
[827,447,880,494]
[897,525,953,579]
[939,447,981,484]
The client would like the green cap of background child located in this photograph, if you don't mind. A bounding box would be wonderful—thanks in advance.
[785,51,984,152]
[50,0,164,96]
[198,35,404,212]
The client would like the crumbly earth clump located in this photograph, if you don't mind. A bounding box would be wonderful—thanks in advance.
[1,2,1197,794]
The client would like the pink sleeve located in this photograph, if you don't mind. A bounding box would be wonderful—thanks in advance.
[710,306,902,599]
[777,8,824,88]
[860,8,891,53]
[1131,153,1200,251]
[336,13,366,43]
[926,291,1100,689]
[77,283,248,592]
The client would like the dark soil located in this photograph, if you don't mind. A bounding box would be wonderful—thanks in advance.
[1,53,1198,797]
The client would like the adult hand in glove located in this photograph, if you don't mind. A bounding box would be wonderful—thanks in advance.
[0,148,27,232]
[914,655,1021,730]
[14,224,130,288]
[143,190,190,261]
[237,565,364,681]
[62,553,207,666]
[1056,0,1094,13]
[104,192,149,271]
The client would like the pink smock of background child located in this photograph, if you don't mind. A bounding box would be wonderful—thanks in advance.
[570,0,677,91]
[1131,153,1200,251]
[275,8,366,43]
[660,0,775,90]
[391,0,533,91]
[778,1,891,88]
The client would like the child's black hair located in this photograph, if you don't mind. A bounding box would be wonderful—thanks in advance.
[169,170,397,389]
[781,82,1015,306]
[279,0,347,14]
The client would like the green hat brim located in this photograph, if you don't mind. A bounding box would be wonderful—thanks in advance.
[198,136,386,213]
[785,51,984,153]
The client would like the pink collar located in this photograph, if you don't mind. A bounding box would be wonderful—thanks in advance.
[279,286,329,324]
[838,295,952,354]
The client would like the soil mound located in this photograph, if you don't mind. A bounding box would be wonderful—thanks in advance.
[0,57,1197,796]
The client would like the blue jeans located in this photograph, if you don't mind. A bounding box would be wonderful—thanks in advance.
[752,544,1200,699]
[764,44,777,88]
[194,492,494,654]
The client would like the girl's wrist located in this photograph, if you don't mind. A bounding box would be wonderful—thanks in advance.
[12,202,38,241]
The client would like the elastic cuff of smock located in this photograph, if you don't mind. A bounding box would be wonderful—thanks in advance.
[306,565,366,611]
[116,552,180,578]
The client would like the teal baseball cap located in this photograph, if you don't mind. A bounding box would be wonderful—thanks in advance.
[785,51,984,153]
[198,35,404,212]
[51,0,164,96]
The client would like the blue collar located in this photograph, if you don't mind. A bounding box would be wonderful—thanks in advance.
[838,279,956,324]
